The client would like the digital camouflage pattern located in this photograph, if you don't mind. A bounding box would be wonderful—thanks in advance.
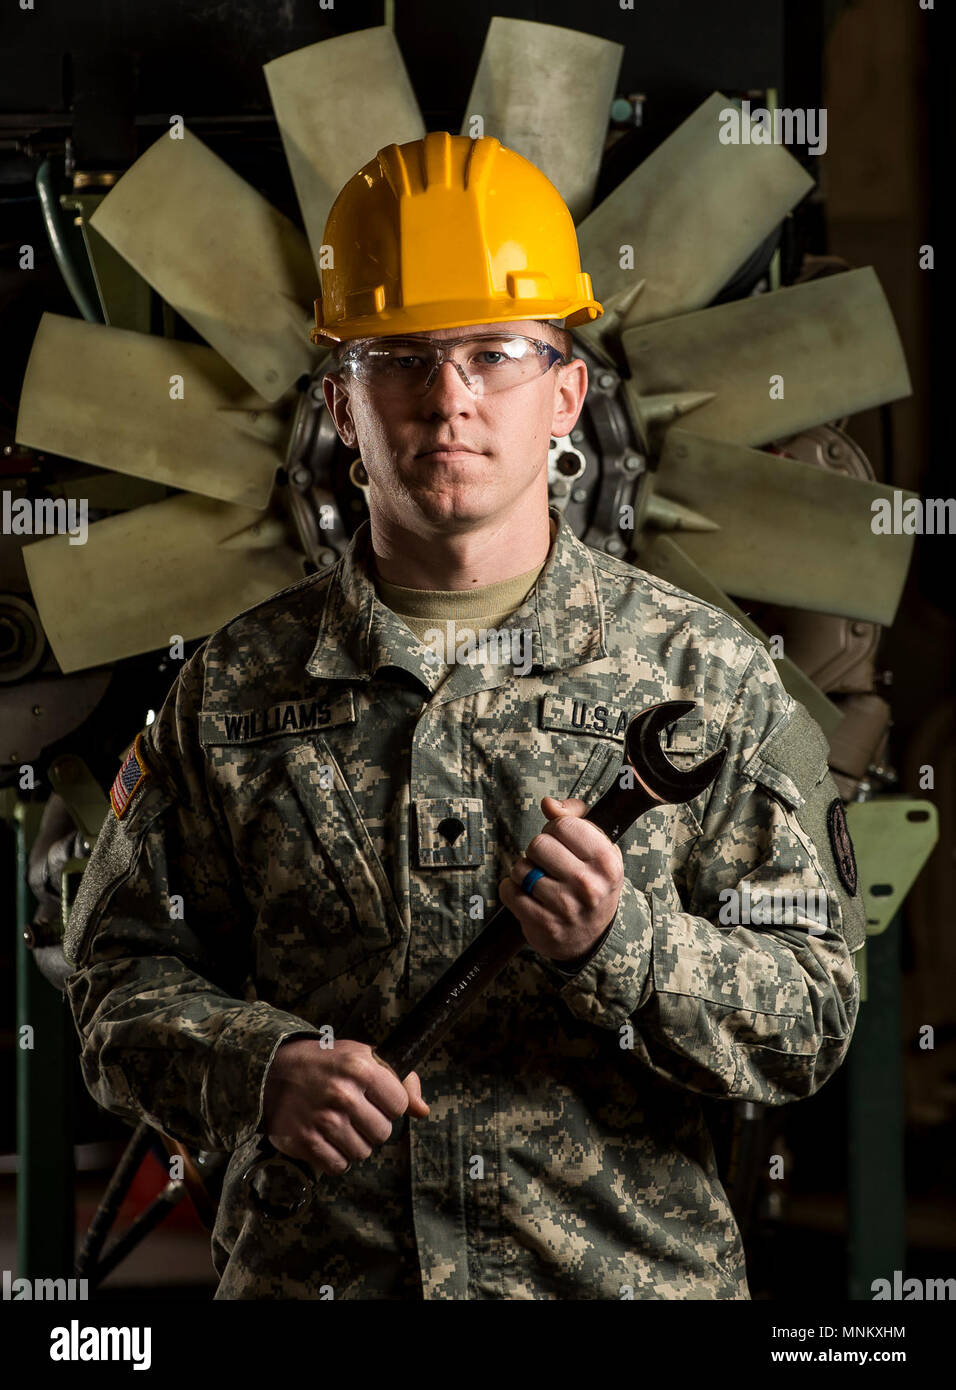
[65,504,863,1300]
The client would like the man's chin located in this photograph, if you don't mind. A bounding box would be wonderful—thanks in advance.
[410,491,495,529]
[407,470,488,500]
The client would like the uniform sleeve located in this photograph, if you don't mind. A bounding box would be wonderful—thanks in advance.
[549,642,864,1104]
[63,644,322,1153]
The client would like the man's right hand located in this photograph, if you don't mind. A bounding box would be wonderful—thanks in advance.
[262,1037,429,1178]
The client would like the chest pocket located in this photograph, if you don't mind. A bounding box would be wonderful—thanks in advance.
[228,738,405,1008]
[538,696,707,828]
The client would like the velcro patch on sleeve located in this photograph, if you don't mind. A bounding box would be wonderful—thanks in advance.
[110,731,150,820]
[748,701,866,953]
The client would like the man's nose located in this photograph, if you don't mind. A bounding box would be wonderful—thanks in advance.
[422,358,477,407]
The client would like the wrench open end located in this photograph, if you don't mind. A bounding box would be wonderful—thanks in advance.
[624,700,727,806]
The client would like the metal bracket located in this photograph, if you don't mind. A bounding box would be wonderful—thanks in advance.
[845,796,938,1001]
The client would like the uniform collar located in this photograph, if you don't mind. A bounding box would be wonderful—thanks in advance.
[305,505,609,700]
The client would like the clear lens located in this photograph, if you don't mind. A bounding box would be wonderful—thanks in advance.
[341,334,559,396]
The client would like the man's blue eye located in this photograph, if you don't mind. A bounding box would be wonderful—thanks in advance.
[390,355,426,370]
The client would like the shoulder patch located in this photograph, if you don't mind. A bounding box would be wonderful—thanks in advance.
[110,731,150,820]
[827,797,859,896]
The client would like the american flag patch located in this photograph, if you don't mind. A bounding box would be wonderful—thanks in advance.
[110,732,150,820]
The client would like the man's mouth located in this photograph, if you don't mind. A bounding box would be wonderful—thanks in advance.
[416,445,482,458]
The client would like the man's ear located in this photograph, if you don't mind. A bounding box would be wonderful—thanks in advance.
[322,372,358,448]
[549,358,588,439]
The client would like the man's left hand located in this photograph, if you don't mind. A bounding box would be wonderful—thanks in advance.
[498,795,624,963]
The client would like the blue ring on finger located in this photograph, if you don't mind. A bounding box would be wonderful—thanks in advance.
[522,867,547,896]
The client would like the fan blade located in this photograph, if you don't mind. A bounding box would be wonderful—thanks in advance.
[50,473,168,512]
[16,314,286,509]
[575,91,813,343]
[23,494,305,674]
[88,128,320,402]
[636,533,843,738]
[621,267,912,447]
[264,27,426,271]
[654,429,917,625]
[461,17,623,223]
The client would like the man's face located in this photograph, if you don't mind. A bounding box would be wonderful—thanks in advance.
[322,320,588,532]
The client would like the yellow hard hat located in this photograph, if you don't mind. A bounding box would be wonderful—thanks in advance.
[311,131,603,345]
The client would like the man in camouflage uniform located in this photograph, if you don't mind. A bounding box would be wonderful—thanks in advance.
[64,133,863,1299]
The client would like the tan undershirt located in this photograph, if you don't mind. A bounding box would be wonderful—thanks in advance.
[371,516,556,680]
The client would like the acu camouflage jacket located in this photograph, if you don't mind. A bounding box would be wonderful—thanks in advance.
[65,505,864,1300]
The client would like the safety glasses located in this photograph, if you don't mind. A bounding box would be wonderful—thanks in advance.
[334,333,568,397]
